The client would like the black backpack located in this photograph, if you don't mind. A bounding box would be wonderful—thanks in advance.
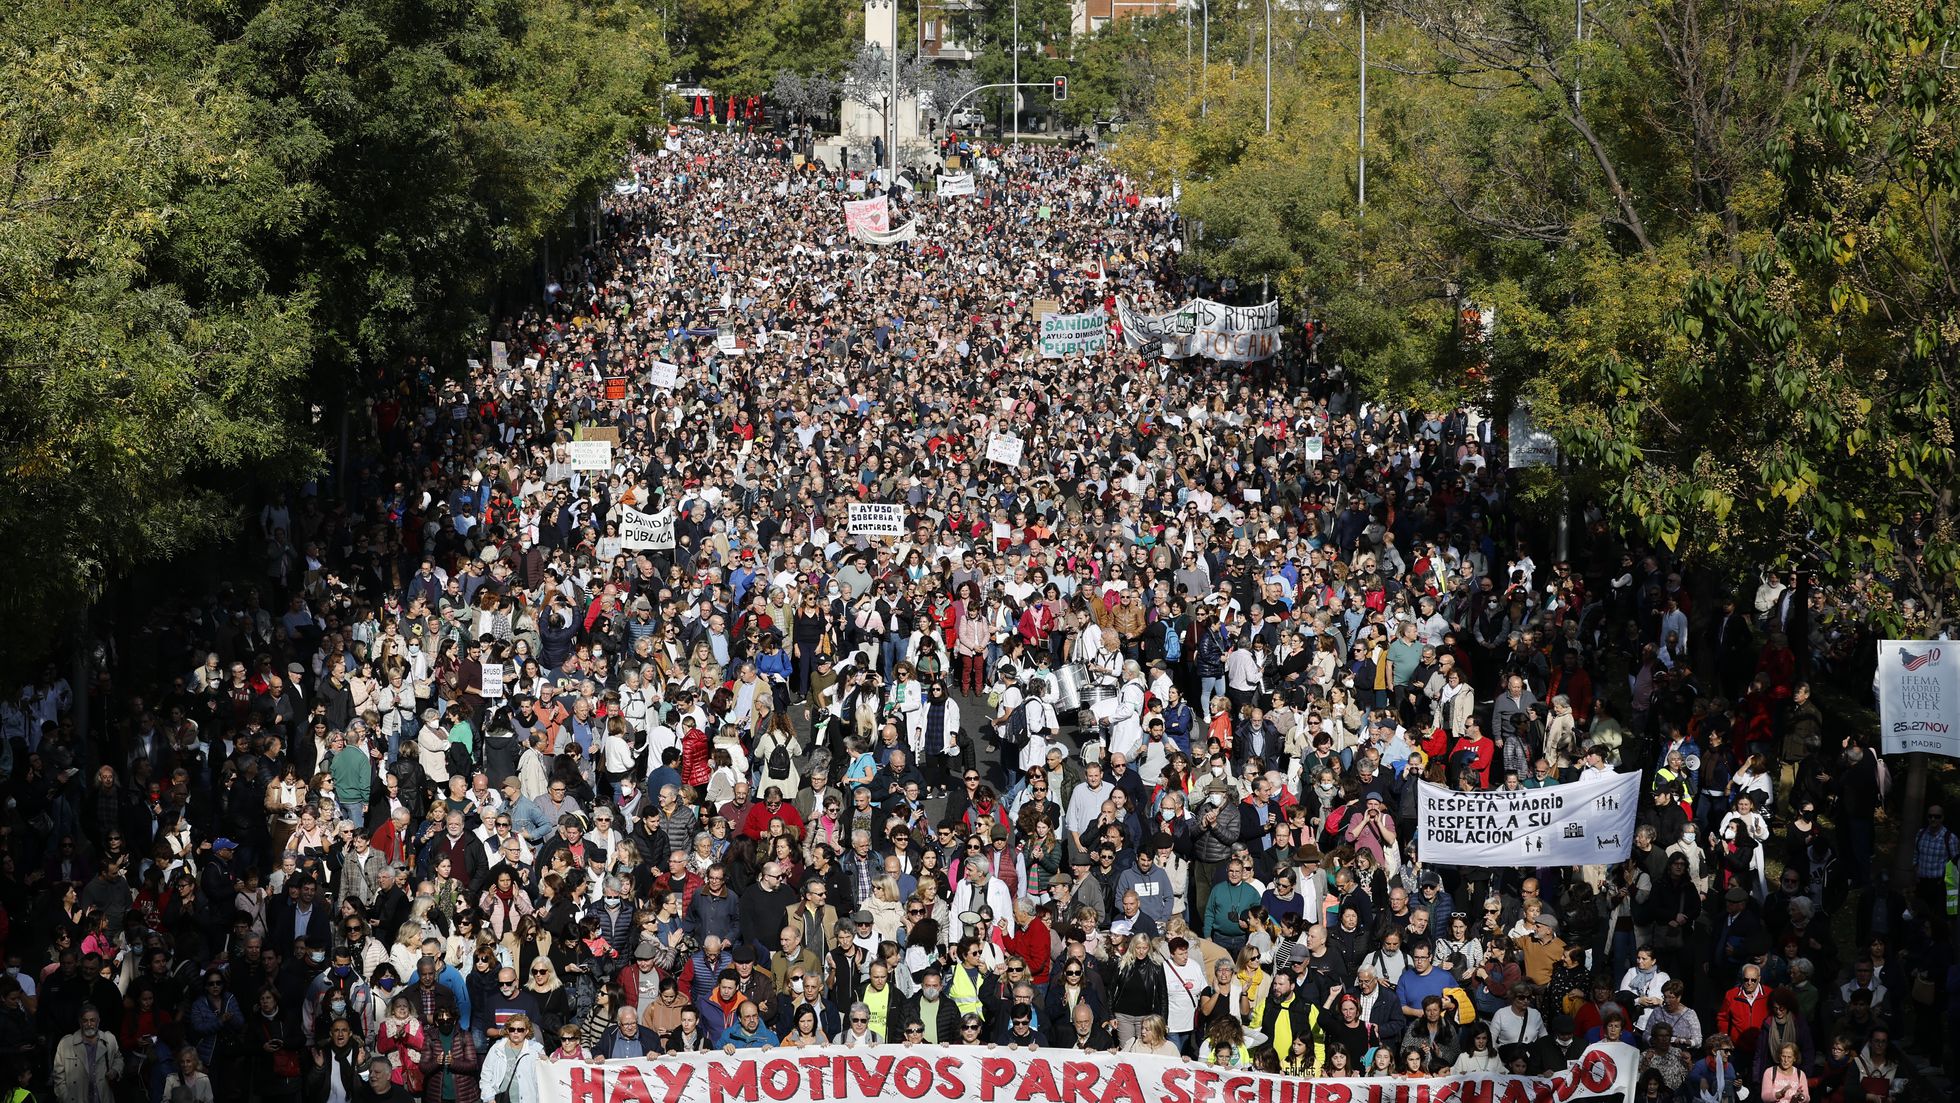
[767,740,792,780]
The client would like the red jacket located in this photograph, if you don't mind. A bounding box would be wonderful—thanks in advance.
[1715,985,1772,1057]
[1003,917,1053,985]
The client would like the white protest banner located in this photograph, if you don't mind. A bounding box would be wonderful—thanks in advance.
[843,196,890,236]
[649,361,681,389]
[1191,298,1280,333]
[617,506,677,551]
[986,432,1024,468]
[1117,298,1279,361]
[1419,771,1639,866]
[936,173,975,197]
[1877,641,1960,757]
[847,503,907,537]
[1164,328,1283,362]
[1038,310,1109,358]
[561,441,612,471]
[854,221,919,245]
[1509,406,1559,468]
[533,1042,1640,1103]
[480,663,504,699]
[1304,436,1324,461]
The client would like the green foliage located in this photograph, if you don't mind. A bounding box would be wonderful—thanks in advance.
[671,0,855,96]
[0,0,318,643]
[0,0,669,655]
[218,0,668,382]
[1110,0,1958,626]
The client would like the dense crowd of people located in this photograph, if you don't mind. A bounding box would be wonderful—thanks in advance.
[1,123,1954,1103]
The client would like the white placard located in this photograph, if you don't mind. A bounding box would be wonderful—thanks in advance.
[617,506,677,551]
[1038,310,1109,358]
[649,361,680,389]
[1244,488,1262,503]
[1877,640,1960,757]
[937,174,975,197]
[986,433,1024,468]
[716,334,740,355]
[561,441,612,471]
[480,663,504,699]
[847,503,906,537]
[490,341,509,370]
[1304,436,1324,461]
[1418,772,1639,867]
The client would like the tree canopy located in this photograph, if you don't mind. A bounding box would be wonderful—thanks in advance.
[0,0,669,655]
[1104,0,1958,627]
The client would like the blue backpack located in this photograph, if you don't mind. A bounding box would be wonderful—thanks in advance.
[1161,620,1182,662]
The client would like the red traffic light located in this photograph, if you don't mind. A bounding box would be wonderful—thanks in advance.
[1053,76,1068,101]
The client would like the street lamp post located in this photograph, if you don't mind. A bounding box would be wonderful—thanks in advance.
[1200,0,1209,117]
[1263,0,1271,133]
[1011,0,1019,143]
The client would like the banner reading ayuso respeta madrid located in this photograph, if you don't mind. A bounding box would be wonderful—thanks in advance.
[1418,772,1639,866]
[530,1043,1641,1103]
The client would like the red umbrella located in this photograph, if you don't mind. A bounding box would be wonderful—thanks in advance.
[707,93,717,120]
[691,94,703,117]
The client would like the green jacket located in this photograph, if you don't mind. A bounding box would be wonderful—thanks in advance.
[330,746,371,802]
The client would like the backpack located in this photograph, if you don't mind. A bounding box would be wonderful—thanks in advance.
[1161,621,1182,662]
[1000,697,1033,749]
[767,740,792,781]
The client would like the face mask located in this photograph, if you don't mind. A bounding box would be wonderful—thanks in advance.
[310,952,327,965]
[331,1000,349,1013]
[333,966,352,977]
[1211,766,1224,778]
[923,987,941,1001]
[379,979,398,991]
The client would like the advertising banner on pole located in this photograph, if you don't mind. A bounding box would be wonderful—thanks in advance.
[532,1043,1640,1103]
[1877,640,1960,757]
[936,174,975,196]
[1418,771,1639,866]
[1508,406,1559,468]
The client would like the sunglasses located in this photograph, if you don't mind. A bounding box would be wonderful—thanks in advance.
[850,1017,868,1024]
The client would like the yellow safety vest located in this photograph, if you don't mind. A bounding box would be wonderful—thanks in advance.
[864,984,893,1037]
[949,966,985,1016]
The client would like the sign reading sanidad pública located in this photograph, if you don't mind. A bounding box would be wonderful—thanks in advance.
[1418,771,1639,866]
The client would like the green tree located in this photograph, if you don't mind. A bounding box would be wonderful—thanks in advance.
[0,0,318,648]
[217,0,669,388]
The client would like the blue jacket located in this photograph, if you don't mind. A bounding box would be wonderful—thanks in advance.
[723,1021,780,1049]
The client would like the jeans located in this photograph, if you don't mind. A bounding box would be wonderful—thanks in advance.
[881,633,909,681]
[336,800,366,829]
[1200,676,1226,715]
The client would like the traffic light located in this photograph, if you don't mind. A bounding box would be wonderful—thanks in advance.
[1053,76,1068,101]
